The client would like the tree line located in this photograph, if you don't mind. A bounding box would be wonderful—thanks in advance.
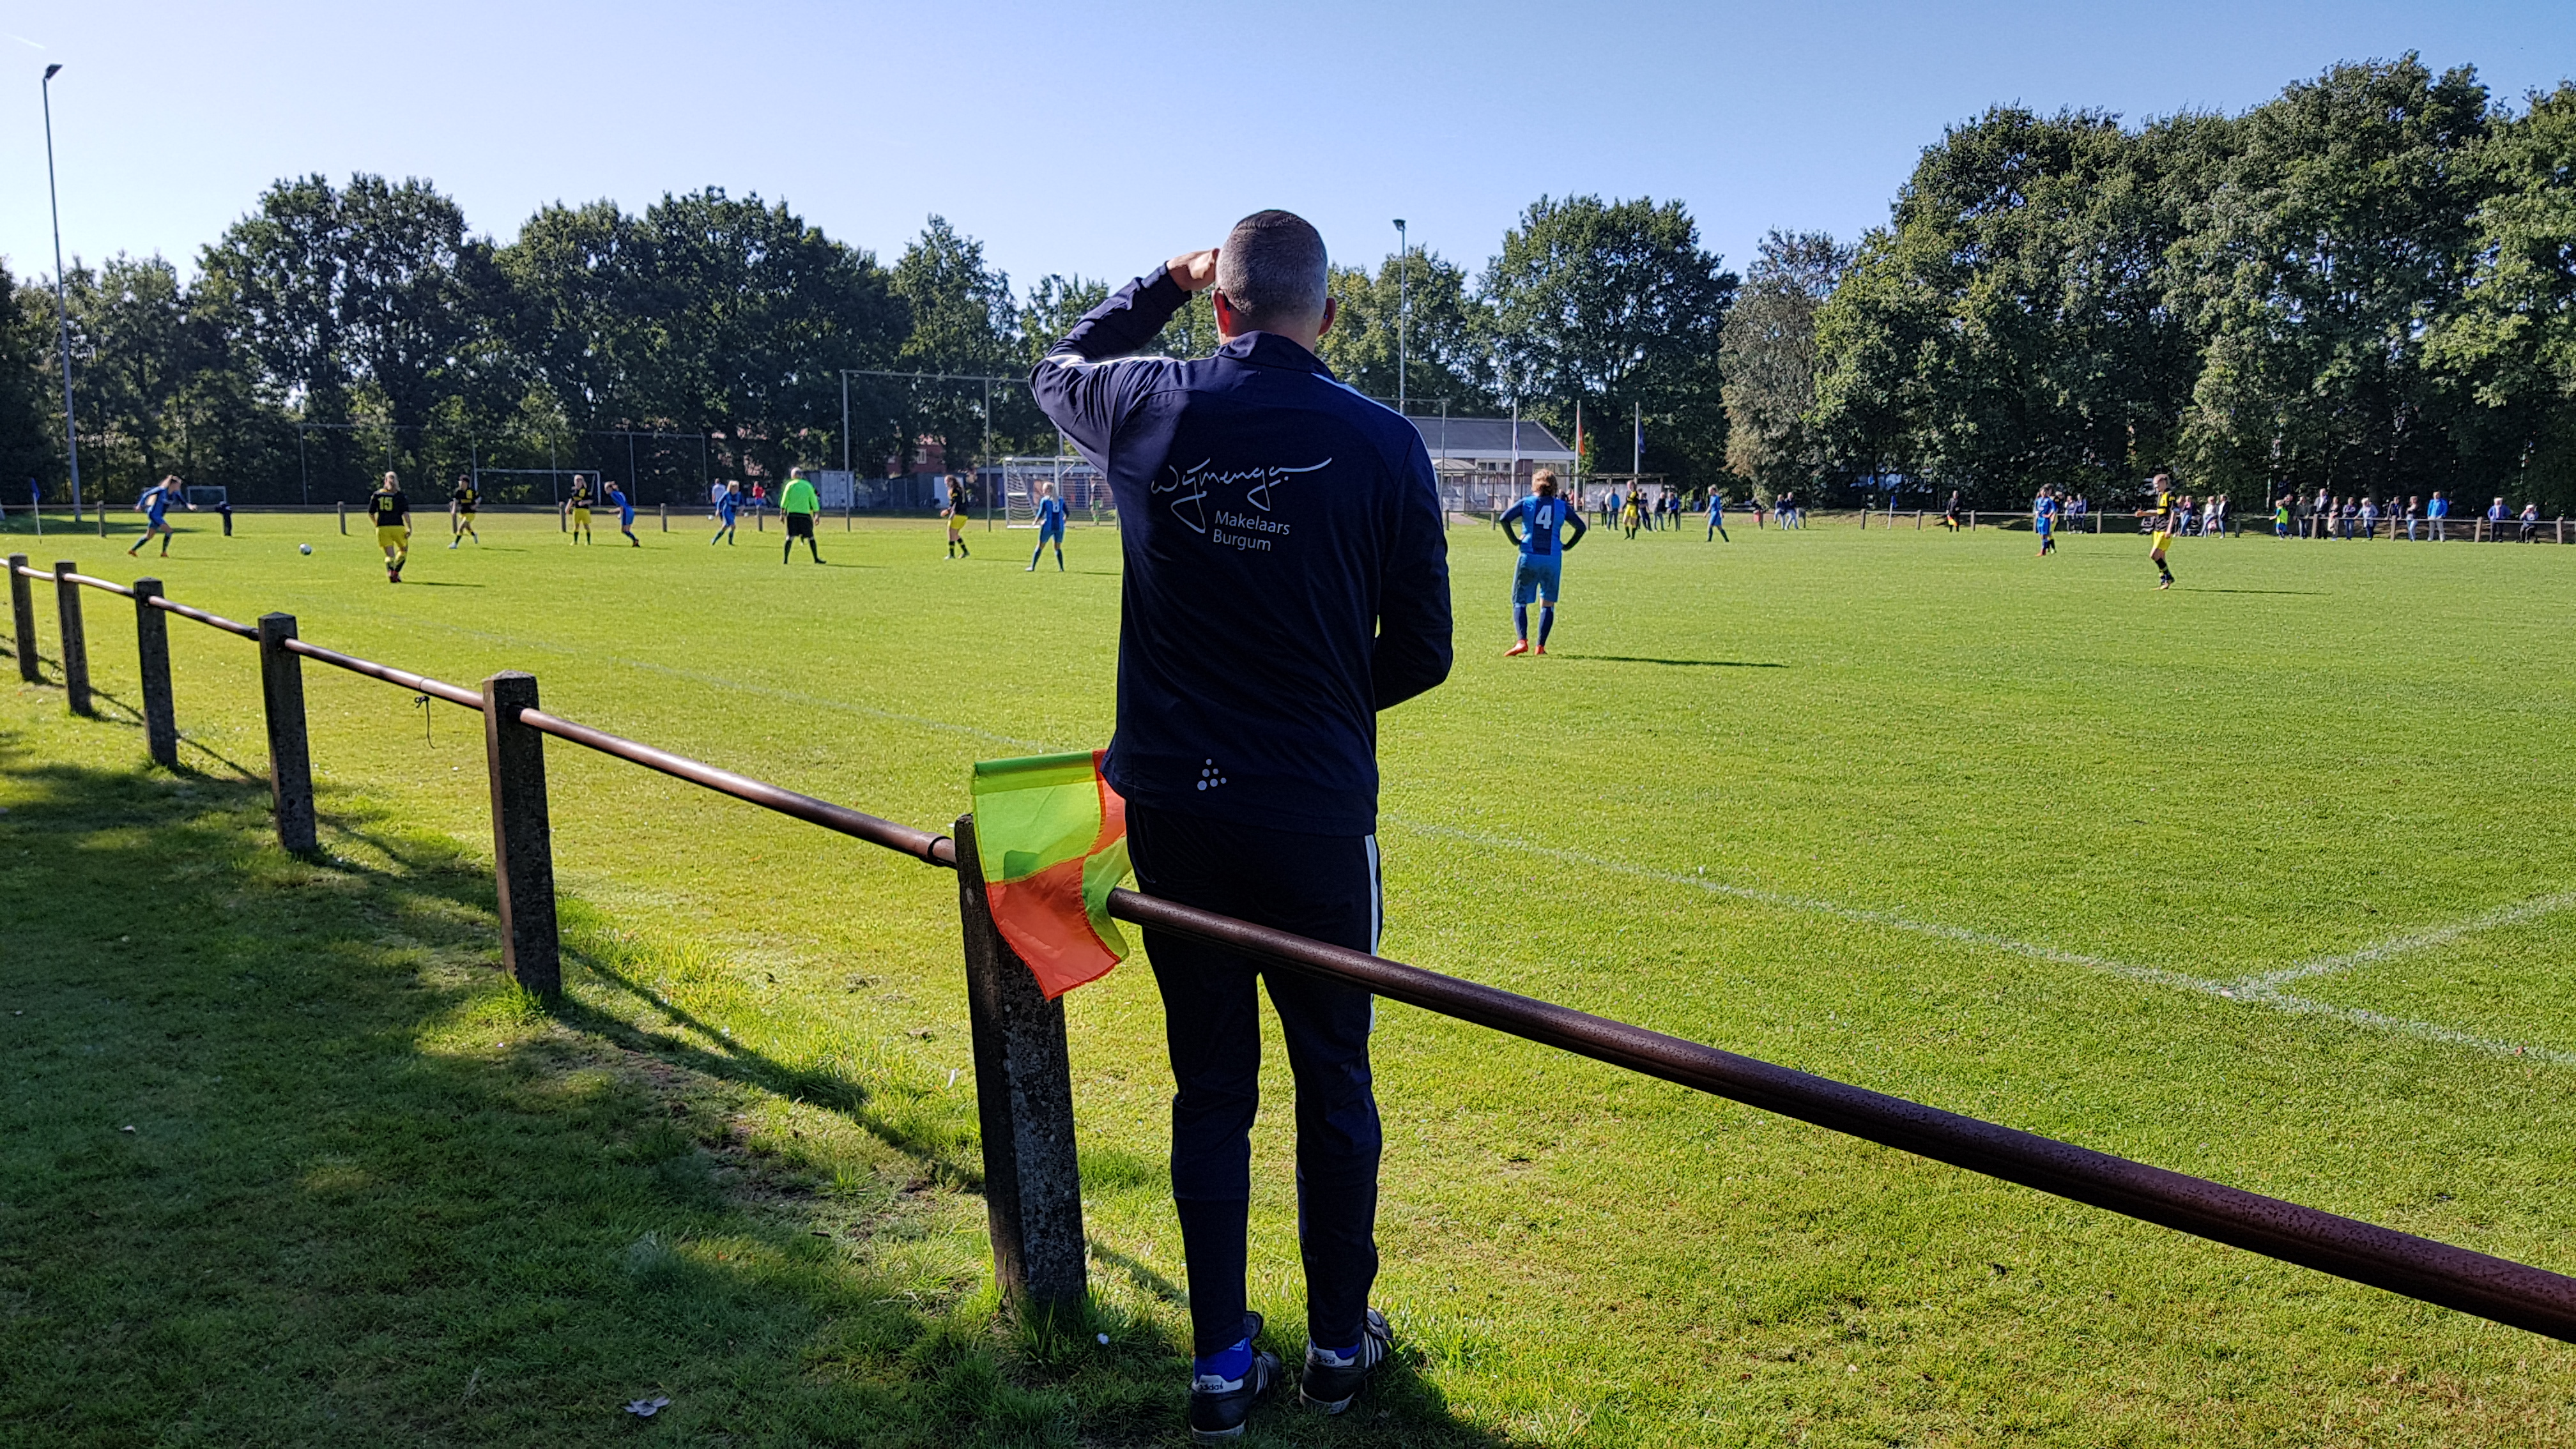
[1782,56,2576,512]
[0,185,1738,505]
[6,53,2570,512]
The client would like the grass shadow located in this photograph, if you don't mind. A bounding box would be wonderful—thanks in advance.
[1558,654,1788,669]
[0,728,1506,1446]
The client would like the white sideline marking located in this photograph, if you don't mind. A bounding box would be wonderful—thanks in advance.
[284,611,2576,1068]
[1385,816,2576,1067]
[2241,891,2576,991]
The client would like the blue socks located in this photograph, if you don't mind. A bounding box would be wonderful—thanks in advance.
[1538,606,1555,647]
[1194,1337,1254,1383]
[1512,604,1528,641]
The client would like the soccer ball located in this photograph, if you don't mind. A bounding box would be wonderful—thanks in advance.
[299,544,313,555]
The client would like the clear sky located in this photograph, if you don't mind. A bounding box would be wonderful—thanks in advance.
[6,0,2572,296]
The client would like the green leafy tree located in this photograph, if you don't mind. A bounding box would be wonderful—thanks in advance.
[63,254,203,498]
[886,217,1013,475]
[2426,82,2576,511]
[2178,57,2496,501]
[1719,230,1851,500]
[2,259,67,496]
[1320,250,1494,413]
[1479,195,1735,485]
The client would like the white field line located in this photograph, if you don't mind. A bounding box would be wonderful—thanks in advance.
[2241,891,2576,992]
[1386,816,2576,1067]
[266,610,2576,1066]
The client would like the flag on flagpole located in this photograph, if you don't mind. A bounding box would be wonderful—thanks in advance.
[969,750,1131,998]
[1574,401,1584,481]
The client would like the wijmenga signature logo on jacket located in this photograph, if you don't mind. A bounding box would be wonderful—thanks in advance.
[1153,458,1333,536]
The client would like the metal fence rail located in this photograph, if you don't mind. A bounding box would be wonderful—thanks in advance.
[10,548,2576,1344]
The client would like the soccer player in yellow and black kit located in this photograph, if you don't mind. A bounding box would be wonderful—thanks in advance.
[448,473,479,548]
[368,473,411,583]
[2143,472,2178,590]
[567,473,594,544]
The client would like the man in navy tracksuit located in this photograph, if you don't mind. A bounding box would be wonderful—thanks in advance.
[1032,210,1452,1440]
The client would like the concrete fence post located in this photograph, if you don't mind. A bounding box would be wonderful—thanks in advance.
[336,501,347,535]
[8,554,34,682]
[132,578,178,768]
[52,562,89,716]
[480,671,561,998]
[951,813,1089,1327]
[659,502,668,532]
[256,613,318,854]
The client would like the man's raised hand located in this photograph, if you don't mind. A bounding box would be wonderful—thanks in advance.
[1165,249,1220,293]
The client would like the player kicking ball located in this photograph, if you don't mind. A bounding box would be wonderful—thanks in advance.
[368,472,412,583]
[1500,468,1585,656]
[126,474,194,558]
[1027,481,1067,571]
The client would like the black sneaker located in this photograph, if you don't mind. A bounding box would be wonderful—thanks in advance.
[1187,1313,1280,1442]
[1300,1307,1392,1414]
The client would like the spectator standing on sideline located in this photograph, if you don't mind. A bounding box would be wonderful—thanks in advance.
[2488,497,2510,537]
[2428,491,2450,540]
[1031,212,1451,1439]
[2404,495,2421,540]
[778,470,822,563]
[2520,502,2542,541]
[2358,496,2377,540]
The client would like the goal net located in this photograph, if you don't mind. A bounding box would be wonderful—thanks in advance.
[988,456,1114,528]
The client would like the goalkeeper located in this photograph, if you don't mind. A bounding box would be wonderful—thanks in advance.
[1499,468,1584,656]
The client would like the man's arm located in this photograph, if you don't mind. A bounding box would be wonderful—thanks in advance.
[1372,440,1453,712]
[1498,505,1524,548]
[1561,510,1588,550]
[1029,257,1204,458]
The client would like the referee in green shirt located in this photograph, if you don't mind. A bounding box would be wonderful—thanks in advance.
[780,470,822,564]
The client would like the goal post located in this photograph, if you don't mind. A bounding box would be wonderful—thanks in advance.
[981,456,1116,528]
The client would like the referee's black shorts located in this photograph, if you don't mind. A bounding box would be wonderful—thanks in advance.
[785,510,815,539]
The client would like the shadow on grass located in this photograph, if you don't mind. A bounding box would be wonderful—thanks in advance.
[1558,654,1788,669]
[0,730,1500,1447]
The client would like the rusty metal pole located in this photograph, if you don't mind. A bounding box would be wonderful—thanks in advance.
[8,555,34,682]
[480,671,561,998]
[51,562,88,716]
[132,578,177,767]
[952,813,1089,1328]
[256,613,318,854]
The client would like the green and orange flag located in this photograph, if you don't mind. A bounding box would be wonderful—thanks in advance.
[969,751,1131,999]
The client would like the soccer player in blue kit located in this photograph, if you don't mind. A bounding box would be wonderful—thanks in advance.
[1499,468,1585,656]
[712,482,740,544]
[606,482,641,546]
[1027,480,1068,571]
[1705,488,1729,542]
[126,475,193,558]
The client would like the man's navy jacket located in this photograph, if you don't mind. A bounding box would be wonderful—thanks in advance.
[1031,266,1452,838]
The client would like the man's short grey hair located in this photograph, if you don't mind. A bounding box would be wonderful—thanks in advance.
[1216,210,1328,330]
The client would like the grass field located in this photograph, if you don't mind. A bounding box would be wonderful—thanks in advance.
[6,505,2576,1446]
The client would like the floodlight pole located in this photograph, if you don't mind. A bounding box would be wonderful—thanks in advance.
[840,372,850,475]
[41,65,81,524]
[1393,219,1407,418]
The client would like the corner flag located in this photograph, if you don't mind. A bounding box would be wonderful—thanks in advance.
[969,751,1131,998]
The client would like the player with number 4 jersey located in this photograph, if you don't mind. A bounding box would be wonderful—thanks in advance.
[1499,468,1585,656]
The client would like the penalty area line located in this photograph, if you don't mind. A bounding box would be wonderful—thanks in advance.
[1386,817,2574,1068]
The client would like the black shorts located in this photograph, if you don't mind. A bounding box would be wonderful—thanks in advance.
[785,511,815,539]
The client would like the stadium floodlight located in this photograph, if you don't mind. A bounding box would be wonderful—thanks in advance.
[1393,219,1407,418]
[42,63,81,523]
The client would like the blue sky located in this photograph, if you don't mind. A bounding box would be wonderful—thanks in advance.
[5,0,2571,296]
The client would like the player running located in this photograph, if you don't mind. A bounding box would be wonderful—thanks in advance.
[567,473,594,544]
[711,481,740,544]
[607,481,641,546]
[1705,489,1729,542]
[1499,468,1586,657]
[126,475,194,558]
[448,473,480,546]
[2143,473,2178,590]
[1027,480,1067,571]
[779,469,823,564]
[2034,487,2058,556]
[368,472,411,583]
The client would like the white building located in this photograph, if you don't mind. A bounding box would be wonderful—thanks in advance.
[1407,415,1575,512]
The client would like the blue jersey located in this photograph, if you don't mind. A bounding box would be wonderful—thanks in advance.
[1505,494,1584,558]
[719,494,739,521]
[144,487,171,525]
[1706,495,1725,520]
[1036,496,1068,529]
[610,489,634,525]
